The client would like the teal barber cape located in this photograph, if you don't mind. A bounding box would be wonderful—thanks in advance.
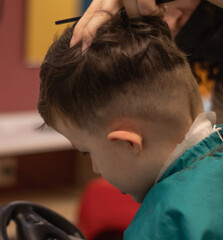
[124,126,223,240]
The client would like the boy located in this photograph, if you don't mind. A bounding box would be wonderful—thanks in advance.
[38,10,223,239]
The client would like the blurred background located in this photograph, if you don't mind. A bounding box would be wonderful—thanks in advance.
[0,0,92,112]
[0,0,100,238]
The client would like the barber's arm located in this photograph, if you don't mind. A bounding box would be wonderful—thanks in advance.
[207,0,223,8]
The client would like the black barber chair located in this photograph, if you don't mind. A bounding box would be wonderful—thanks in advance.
[0,201,86,240]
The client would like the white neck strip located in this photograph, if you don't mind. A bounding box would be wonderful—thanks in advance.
[155,111,219,184]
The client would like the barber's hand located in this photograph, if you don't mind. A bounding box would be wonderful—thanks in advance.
[70,0,121,49]
[70,0,163,49]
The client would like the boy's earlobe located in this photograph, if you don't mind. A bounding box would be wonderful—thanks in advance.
[107,130,143,154]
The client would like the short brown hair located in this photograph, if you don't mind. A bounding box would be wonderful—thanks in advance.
[38,10,202,131]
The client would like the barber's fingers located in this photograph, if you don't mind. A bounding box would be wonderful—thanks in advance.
[71,0,102,47]
[123,0,161,17]
[71,0,166,49]
[81,0,122,50]
[71,0,122,48]
[81,11,114,50]
[123,0,140,17]
[138,0,158,15]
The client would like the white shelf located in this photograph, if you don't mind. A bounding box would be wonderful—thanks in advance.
[0,111,72,157]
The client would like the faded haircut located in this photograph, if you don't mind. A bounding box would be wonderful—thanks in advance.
[38,10,202,132]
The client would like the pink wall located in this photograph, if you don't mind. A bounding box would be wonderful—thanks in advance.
[0,0,40,112]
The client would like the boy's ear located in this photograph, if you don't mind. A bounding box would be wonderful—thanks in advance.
[107,130,143,154]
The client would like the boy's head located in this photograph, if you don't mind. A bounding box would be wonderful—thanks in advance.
[38,10,202,202]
